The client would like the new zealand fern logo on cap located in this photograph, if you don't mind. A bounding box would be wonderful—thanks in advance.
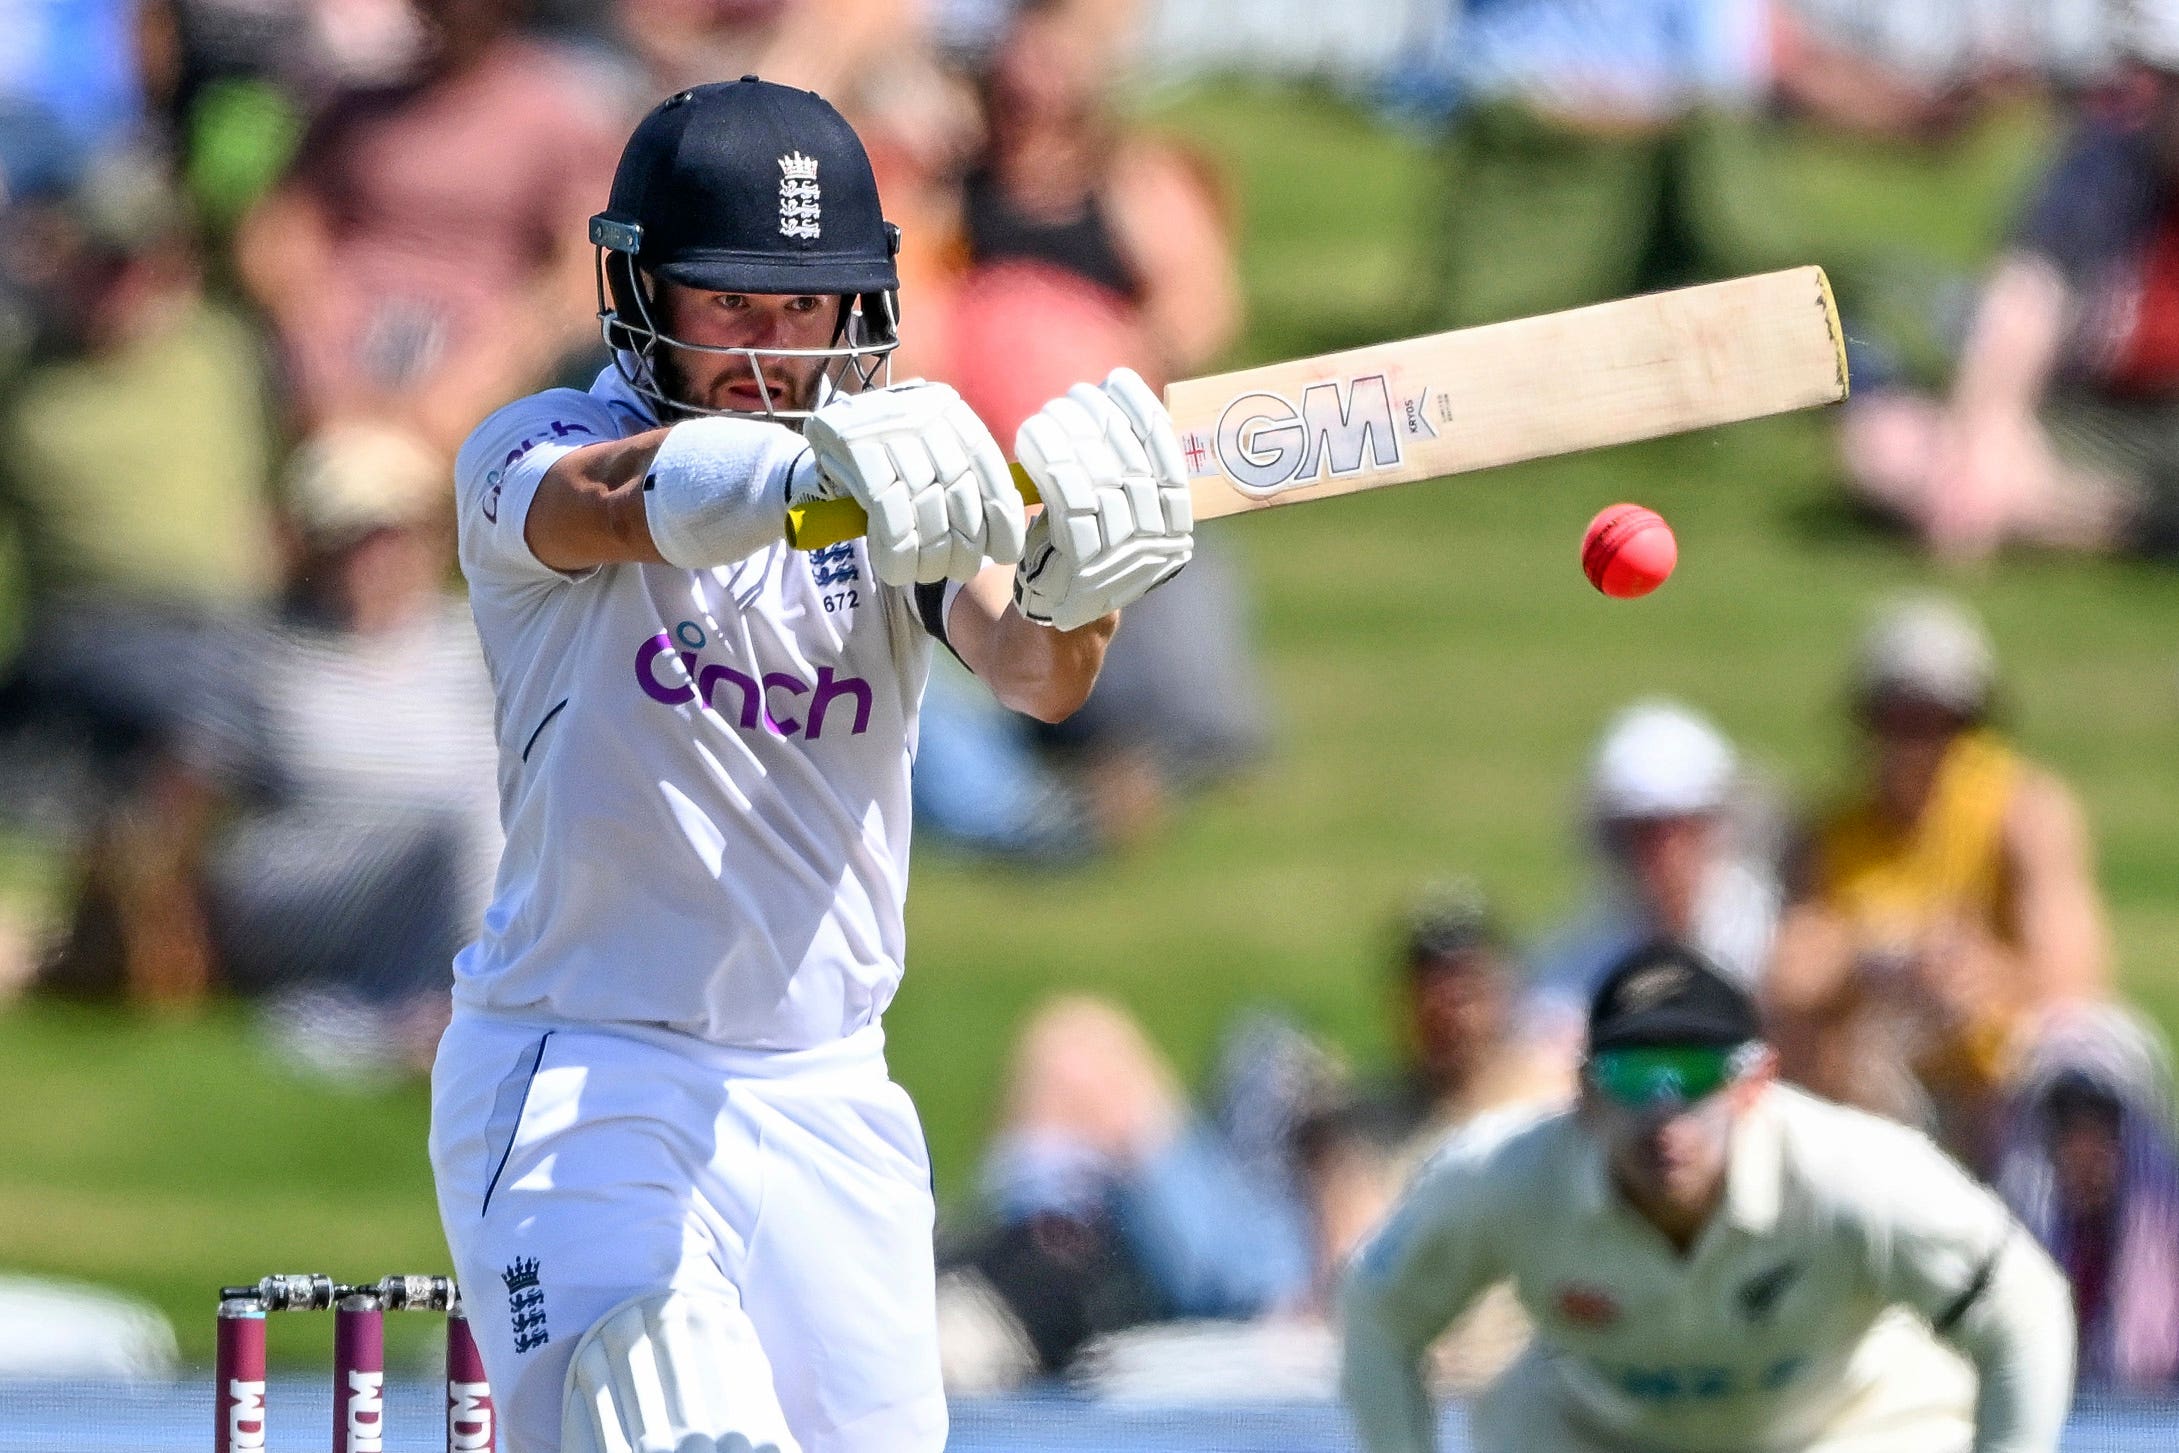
[1615,963,1688,1014]
[778,151,821,240]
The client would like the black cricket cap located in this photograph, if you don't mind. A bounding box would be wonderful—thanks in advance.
[1586,940,1760,1052]
[592,76,899,297]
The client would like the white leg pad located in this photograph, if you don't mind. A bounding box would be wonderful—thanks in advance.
[561,1289,801,1453]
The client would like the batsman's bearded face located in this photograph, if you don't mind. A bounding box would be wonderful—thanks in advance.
[655,282,837,416]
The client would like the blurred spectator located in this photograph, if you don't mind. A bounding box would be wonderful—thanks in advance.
[918,0,1262,850]
[949,0,1238,421]
[1840,9,2179,563]
[1768,0,2109,139]
[614,0,919,102]
[1766,11,1988,142]
[913,555,1266,862]
[0,0,148,201]
[933,0,1145,63]
[0,148,280,1003]
[942,996,1331,1383]
[1778,0,2117,89]
[1029,538,1267,848]
[234,0,631,456]
[1436,0,1770,126]
[1304,883,1568,1276]
[136,0,429,232]
[938,883,1568,1390]
[199,422,500,1074]
[1768,593,2111,1170]
[1520,700,1783,1070]
[32,421,501,1077]
[910,650,1089,864]
[1997,1003,2179,1392]
[1404,0,1770,327]
[0,148,275,615]
[1280,885,1557,1403]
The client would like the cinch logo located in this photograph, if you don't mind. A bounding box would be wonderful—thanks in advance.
[447,1382,495,1452]
[225,1379,266,1450]
[636,623,872,741]
[345,1369,384,1451]
[1214,373,1405,496]
[481,418,596,522]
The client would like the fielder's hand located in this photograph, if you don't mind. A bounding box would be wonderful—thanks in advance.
[802,380,1028,586]
[1013,368,1194,632]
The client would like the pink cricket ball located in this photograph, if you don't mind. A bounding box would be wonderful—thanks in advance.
[1581,503,1678,599]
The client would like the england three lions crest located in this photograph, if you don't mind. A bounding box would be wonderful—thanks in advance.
[778,151,821,240]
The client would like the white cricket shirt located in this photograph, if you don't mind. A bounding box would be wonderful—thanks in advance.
[1343,1086,2072,1453]
[450,367,938,1050]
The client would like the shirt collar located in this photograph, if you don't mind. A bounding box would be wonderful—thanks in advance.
[1572,1119,1616,1218]
[597,354,660,429]
[1721,1087,1784,1235]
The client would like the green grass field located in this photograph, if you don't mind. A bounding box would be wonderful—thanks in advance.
[2,87,2175,1368]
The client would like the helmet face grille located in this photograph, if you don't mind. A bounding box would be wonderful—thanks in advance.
[592,248,897,422]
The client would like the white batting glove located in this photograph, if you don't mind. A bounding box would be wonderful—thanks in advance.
[1013,368,1194,633]
[802,380,1027,587]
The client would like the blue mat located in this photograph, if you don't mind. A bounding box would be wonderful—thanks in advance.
[1,1378,2173,1450]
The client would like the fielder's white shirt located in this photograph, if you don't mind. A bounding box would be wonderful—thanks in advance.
[1341,1086,2073,1453]
[451,368,936,1050]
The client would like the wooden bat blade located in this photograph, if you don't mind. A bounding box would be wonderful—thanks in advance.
[783,266,1847,550]
[1169,265,1846,522]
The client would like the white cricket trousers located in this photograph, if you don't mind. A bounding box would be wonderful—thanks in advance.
[429,1011,944,1453]
[1469,1311,1975,1453]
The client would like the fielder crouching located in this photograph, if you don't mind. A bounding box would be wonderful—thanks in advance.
[1340,940,2075,1453]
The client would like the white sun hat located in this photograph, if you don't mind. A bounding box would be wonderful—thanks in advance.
[1586,699,1737,823]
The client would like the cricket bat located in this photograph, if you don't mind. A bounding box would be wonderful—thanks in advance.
[783,266,1848,551]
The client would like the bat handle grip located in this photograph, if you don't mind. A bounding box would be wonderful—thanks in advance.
[786,463,1043,551]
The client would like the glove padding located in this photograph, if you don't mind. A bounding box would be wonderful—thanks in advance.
[1013,368,1194,632]
[802,380,1027,586]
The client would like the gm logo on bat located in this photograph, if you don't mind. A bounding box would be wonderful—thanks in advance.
[1183,373,1451,498]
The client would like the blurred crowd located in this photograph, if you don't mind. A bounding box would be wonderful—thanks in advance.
[0,0,2175,1403]
[0,0,1268,1071]
[1392,0,2179,568]
[943,591,2179,1401]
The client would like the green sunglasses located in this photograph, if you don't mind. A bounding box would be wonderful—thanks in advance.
[1587,1043,1755,1108]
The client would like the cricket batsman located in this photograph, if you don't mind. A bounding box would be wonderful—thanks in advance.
[428,78,1192,1453]
[1341,941,2077,1453]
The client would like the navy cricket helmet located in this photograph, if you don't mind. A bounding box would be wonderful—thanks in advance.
[588,76,902,418]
